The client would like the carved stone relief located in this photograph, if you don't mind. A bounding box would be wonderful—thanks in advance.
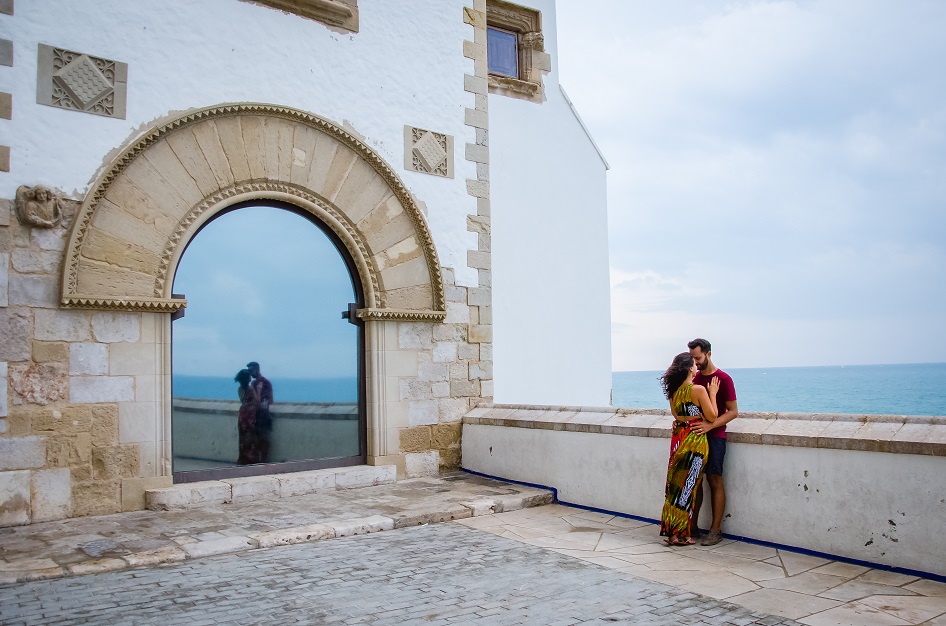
[36,44,127,119]
[14,185,64,228]
[242,0,359,33]
[404,126,454,179]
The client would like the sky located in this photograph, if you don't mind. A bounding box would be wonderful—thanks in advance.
[555,0,946,371]
[172,207,358,380]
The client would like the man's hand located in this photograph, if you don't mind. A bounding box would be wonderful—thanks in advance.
[692,420,714,435]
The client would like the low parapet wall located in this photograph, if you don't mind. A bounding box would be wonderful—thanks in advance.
[172,398,359,466]
[461,404,946,578]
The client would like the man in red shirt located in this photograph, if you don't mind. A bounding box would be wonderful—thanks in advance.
[688,338,738,546]
[247,361,274,463]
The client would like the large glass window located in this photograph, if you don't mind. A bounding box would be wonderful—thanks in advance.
[170,204,363,480]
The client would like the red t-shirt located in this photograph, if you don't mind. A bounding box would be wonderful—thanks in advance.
[693,369,736,439]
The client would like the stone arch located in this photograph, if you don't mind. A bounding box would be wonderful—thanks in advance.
[61,103,446,321]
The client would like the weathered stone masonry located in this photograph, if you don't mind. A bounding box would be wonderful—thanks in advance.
[0,2,498,526]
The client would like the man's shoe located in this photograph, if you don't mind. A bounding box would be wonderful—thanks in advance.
[701,530,723,546]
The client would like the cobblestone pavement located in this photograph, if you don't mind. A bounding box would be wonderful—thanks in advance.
[0,473,552,584]
[0,522,802,626]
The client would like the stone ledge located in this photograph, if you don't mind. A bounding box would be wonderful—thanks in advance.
[145,465,396,510]
[463,404,946,457]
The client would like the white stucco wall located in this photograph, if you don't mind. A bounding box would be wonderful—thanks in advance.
[489,0,612,406]
[3,0,480,285]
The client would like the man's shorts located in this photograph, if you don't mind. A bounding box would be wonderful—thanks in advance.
[705,437,726,475]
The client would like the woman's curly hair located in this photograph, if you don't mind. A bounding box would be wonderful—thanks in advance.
[660,352,694,400]
[234,368,252,388]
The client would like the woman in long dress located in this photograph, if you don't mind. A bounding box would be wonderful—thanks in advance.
[659,352,719,546]
[235,368,261,465]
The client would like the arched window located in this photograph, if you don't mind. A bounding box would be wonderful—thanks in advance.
[170,202,365,482]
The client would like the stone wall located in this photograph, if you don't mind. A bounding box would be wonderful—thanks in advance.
[0,178,494,525]
[366,267,489,478]
[0,198,171,525]
[0,1,584,528]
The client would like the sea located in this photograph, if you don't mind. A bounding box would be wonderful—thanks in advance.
[176,363,945,416]
[612,362,946,416]
[173,375,358,402]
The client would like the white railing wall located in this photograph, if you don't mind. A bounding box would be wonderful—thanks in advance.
[461,405,946,578]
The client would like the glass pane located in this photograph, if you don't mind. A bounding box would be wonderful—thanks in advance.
[171,206,360,474]
[488,27,519,78]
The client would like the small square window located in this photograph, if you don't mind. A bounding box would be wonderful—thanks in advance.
[487,27,518,78]
[485,0,550,103]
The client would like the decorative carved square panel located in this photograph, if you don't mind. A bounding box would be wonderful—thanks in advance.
[404,126,454,179]
[36,44,127,119]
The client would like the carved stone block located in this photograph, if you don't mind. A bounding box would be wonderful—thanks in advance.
[404,126,454,179]
[36,44,127,119]
[14,185,64,228]
[242,0,358,33]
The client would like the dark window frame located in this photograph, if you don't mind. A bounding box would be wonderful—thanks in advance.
[170,199,367,484]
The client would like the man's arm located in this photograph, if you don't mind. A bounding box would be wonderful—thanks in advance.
[694,400,737,434]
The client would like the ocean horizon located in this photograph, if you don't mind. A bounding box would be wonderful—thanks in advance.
[612,362,946,416]
[173,374,358,403]
[175,362,945,416]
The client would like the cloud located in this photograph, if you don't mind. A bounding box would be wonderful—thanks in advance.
[558,1,946,369]
[207,270,266,317]
[172,207,360,378]
[610,267,716,313]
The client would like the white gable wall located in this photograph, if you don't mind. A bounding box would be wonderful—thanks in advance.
[489,0,613,406]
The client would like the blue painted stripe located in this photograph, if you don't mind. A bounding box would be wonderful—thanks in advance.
[461,467,946,584]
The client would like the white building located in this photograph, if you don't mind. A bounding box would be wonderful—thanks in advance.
[0,0,610,524]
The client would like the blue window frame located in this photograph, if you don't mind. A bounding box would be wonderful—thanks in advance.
[487,26,518,78]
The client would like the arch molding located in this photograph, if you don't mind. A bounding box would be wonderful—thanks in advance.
[61,103,446,321]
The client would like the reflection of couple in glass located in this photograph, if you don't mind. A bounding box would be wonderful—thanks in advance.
[234,361,274,465]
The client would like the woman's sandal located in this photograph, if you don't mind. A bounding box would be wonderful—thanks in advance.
[665,535,695,546]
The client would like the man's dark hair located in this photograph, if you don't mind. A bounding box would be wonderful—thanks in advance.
[246,361,260,369]
[687,338,711,353]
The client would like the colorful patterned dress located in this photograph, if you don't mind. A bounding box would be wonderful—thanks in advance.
[659,383,709,540]
[237,385,261,465]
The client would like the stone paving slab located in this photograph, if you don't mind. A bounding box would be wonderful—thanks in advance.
[460,505,946,625]
[0,522,802,625]
[0,472,552,585]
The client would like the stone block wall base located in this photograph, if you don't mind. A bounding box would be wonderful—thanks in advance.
[368,454,407,478]
[144,465,396,511]
[0,470,31,526]
[121,476,172,512]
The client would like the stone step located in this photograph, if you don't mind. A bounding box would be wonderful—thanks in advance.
[145,465,397,511]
